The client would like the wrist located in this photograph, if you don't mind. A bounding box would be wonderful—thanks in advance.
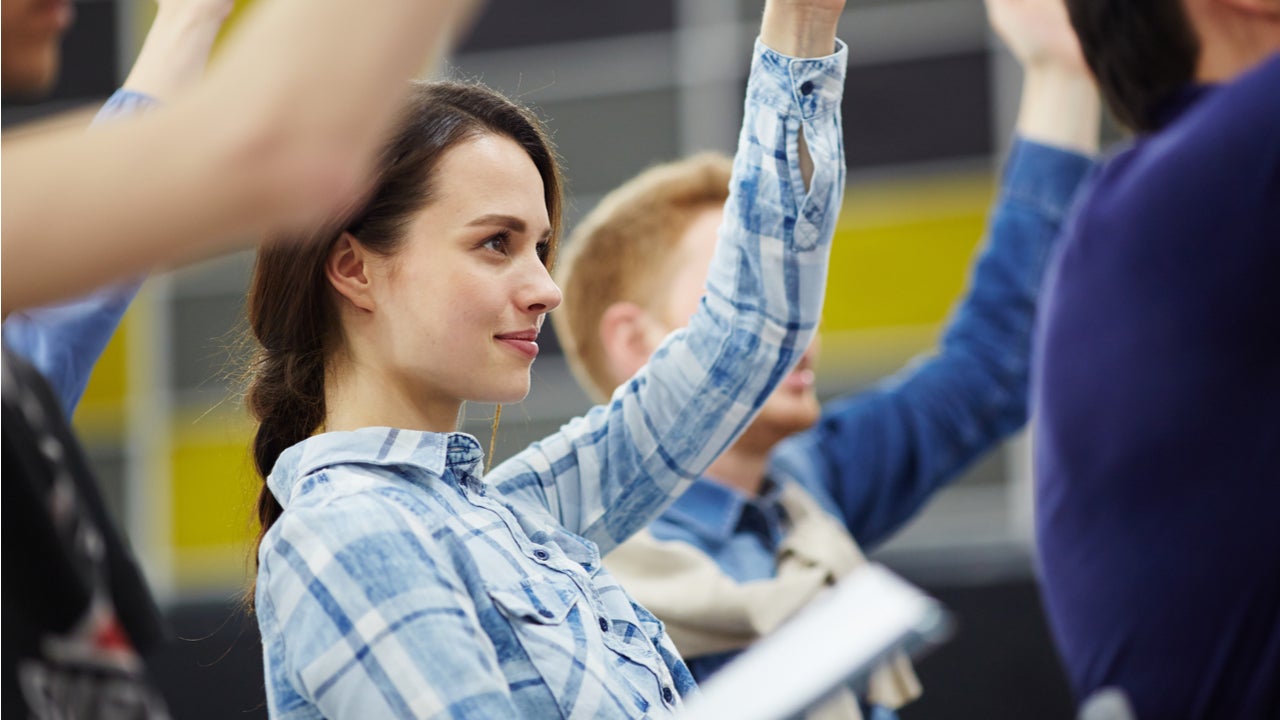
[759,4,841,58]
[1017,65,1101,154]
[153,1,233,31]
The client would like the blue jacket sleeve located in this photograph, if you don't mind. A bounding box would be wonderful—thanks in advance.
[2,89,159,418]
[770,138,1096,550]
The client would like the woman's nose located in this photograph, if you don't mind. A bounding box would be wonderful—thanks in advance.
[521,261,562,314]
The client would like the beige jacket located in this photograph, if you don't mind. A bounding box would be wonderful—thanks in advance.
[605,482,921,720]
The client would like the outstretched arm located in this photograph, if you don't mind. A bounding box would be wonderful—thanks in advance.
[120,0,232,100]
[987,0,1100,153]
[1,0,480,316]
[774,0,1099,549]
[489,0,847,555]
[1,0,233,417]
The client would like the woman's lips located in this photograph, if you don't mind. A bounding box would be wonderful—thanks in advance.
[496,333,539,360]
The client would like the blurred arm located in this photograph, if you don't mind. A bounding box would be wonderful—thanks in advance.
[773,0,1100,548]
[121,0,233,99]
[1,0,480,316]
[776,139,1096,549]
[988,0,1100,153]
[1,0,232,416]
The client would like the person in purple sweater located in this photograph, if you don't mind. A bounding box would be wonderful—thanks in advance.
[1033,0,1280,717]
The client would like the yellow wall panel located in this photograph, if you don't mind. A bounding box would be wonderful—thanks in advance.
[73,312,131,438]
[169,419,258,552]
[823,172,995,334]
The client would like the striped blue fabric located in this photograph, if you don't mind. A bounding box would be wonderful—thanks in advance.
[256,38,848,719]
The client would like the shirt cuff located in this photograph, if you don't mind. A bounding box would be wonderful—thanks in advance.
[749,38,848,120]
[93,88,161,124]
[1002,137,1098,221]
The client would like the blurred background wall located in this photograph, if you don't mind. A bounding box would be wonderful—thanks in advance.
[3,0,1085,716]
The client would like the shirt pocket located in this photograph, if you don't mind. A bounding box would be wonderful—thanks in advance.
[488,577,587,715]
[489,577,578,626]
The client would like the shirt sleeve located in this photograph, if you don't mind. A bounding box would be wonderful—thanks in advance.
[487,39,848,556]
[1,89,159,419]
[257,489,521,719]
[771,138,1096,550]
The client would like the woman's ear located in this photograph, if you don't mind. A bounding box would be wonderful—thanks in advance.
[326,232,376,312]
[599,301,668,386]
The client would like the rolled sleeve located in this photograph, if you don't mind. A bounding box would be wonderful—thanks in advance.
[1001,136,1098,223]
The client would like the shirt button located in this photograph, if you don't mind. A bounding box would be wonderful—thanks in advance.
[800,80,815,96]
[533,549,549,561]
[662,686,674,704]
[598,617,609,632]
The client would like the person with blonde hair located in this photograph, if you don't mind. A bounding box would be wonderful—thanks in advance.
[555,2,1100,717]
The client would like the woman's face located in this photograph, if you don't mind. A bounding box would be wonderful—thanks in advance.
[361,132,560,420]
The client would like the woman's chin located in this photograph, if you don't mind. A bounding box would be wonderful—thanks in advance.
[471,382,532,406]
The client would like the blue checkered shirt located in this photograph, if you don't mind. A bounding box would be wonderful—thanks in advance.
[256,38,848,719]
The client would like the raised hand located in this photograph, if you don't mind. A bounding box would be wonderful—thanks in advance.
[985,0,1087,74]
[987,0,1099,153]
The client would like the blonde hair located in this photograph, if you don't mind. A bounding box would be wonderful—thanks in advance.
[554,153,732,402]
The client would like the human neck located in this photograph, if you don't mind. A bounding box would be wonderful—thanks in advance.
[323,354,461,434]
[1192,9,1280,83]
[702,433,779,498]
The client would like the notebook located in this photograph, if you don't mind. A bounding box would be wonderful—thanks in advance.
[679,563,951,720]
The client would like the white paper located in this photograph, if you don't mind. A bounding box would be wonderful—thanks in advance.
[680,563,945,720]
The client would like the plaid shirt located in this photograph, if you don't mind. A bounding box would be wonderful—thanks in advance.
[256,38,848,719]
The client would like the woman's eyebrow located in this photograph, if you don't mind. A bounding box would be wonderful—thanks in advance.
[469,213,552,241]
[467,214,526,232]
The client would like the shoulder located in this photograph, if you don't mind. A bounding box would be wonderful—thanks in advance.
[256,470,469,619]
[1111,55,1280,204]
[259,464,445,571]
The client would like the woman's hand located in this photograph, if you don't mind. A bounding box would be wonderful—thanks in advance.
[760,0,846,59]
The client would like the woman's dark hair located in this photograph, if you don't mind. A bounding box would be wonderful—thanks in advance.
[1066,0,1200,133]
[243,81,562,606]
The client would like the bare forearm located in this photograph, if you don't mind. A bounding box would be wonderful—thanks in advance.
[1017,64,1100,154]
[759,2,842,58]
[202,0,478,175]
[122,2,231,100]
[1,0,478,315]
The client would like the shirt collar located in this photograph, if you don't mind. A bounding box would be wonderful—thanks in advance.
[267,427,484,507]
[662,476,787,545]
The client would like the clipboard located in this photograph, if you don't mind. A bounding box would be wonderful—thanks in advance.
[679,563,951,720]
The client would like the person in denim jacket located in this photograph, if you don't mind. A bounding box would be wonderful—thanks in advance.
[554,2,1100,718]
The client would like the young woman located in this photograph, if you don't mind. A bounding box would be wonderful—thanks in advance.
[247,1,848,716]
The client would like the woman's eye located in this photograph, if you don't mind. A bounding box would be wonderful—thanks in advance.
[481,232,510,254]
[536,240,552,263]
